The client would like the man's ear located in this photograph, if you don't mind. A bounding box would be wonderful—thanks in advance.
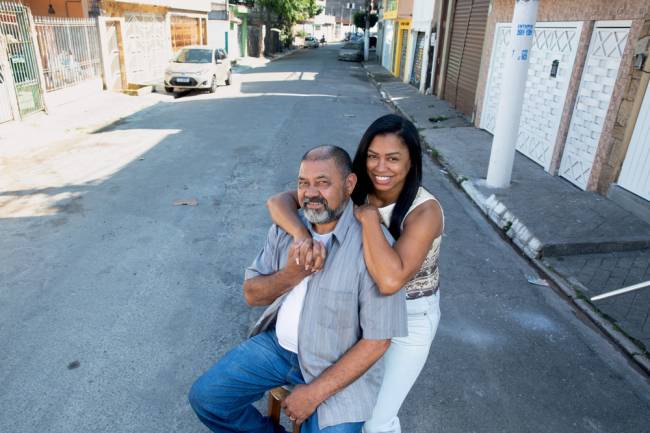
[345,173,357,196]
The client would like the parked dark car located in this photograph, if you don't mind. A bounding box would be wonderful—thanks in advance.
[338,41,363,62]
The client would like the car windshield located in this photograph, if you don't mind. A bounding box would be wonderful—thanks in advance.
[174,48,212,64]
[343,43,361,49]
[305,37,314,41]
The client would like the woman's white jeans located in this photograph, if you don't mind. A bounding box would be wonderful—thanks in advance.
[362,292,441,433]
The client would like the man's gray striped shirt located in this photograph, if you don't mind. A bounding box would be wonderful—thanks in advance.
[245,199,408,429]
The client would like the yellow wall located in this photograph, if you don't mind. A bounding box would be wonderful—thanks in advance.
[392,19,411,76]
[383,0,398,20]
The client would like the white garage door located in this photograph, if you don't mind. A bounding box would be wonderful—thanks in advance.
[618,83,650,201]
[382,20,395,71]
[481,22,581,170]
[124,12,169,84]
[559,22,630,189]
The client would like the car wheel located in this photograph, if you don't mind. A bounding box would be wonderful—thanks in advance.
[209,75,217,93]
[165,86,174,93]
[225,71,231,86]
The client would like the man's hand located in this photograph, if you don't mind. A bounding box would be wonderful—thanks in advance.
[290,239,327,273]
[283,240,315,284]
[281,384,322,426]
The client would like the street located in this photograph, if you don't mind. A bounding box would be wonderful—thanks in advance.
[1,45,649,433]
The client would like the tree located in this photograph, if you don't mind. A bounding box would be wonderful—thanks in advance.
[353,11,378,30]
[257,0,321,55]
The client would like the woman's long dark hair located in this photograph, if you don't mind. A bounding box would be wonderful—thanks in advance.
[351,114,422,239]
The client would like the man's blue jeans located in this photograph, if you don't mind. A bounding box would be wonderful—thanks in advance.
[189,330,364,433]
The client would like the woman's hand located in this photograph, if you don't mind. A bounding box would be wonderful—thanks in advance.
[354,204,381,226]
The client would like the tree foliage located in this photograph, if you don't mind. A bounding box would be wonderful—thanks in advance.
[257,0,321,51]
[258,0,321,28]
[353,11,378,29]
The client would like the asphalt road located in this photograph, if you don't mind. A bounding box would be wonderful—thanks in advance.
[1,45,649,433]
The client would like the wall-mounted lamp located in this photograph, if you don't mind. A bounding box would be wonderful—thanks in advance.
[550,59,559,78]
[633,36,649,71]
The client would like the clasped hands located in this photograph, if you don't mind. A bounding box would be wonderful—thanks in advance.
[285,237,327,277]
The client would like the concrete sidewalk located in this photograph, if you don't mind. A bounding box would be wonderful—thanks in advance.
[0,49,300,160]
[0,90,168,159]
[363,62,650,373]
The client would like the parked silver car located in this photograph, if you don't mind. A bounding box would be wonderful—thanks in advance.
[164,46,232,94]
[304,36,320,48]
[338,41,363,61]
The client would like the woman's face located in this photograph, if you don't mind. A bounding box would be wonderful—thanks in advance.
[366,133,411,196]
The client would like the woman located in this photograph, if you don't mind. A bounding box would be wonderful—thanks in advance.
[267,114,443,433]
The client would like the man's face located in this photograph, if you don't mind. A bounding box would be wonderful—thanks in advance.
[297,159,356,225]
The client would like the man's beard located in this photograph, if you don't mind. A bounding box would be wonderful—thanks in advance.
[302,196,346,224]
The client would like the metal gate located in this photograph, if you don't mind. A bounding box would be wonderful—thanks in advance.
[171,15,207,52]
[0,1,44,118]
[34,16,102,92]
[560,22,631,189]
[481,22,581,170]
[124,12,168,84]
[410,31,425,87]
[443,0,489,116]
[617,79,650,201]
[381,20,394,71]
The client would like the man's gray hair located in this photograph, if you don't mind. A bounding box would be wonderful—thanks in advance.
[301,145,352,178]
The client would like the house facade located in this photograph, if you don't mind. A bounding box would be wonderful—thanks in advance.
[474,0,650,217]
[407,0,436,92]
[375,0,650,220]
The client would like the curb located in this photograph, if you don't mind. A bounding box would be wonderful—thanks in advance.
[363,62,650,376]
[536,259,650,375]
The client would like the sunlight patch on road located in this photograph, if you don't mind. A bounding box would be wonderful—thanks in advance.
[232,92,337,98]
[237,71,318,82]
[439,320,507,348]
[0,129,180,218]
[0,190,84,218]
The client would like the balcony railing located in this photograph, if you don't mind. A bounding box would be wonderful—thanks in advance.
[229,0,255,7]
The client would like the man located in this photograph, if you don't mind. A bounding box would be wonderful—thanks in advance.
[189,145,407,433]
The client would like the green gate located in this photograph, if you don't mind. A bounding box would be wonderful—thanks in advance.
[0,2,44,118]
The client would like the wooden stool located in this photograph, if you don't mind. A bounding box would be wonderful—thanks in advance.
[268,386,300,433]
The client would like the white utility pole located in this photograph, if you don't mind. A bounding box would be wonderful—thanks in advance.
[486,0,540,188]
[363,1,370,61]
[349,3,354,35]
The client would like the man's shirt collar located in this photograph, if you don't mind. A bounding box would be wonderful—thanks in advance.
[304,199,354,246]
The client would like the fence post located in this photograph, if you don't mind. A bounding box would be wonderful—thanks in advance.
[96,16,110,90]
[83,19,92,80]
[0,35,22,121]
[26,7,48,113]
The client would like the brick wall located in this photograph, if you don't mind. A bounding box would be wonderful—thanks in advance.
[100,1,168,17]
[598,16,650,193]
[398,0,413,19]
